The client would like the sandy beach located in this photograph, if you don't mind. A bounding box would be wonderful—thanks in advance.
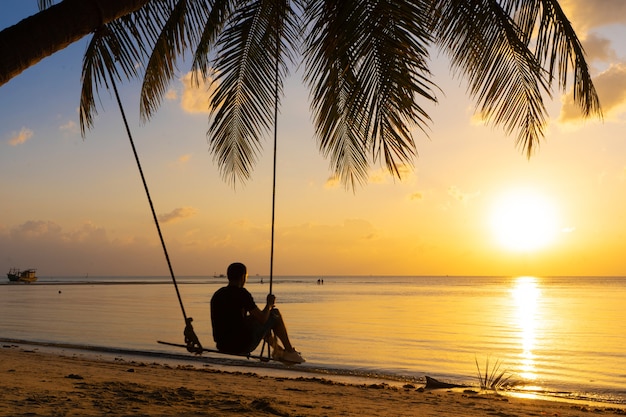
[1,344,625,417]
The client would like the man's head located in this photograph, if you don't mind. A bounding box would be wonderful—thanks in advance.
[227,262,247,286]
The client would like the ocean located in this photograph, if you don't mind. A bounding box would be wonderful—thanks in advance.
[1,275,625,407]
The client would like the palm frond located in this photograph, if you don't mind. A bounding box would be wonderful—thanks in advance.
[190,0,236,84]
[80,20,145,136]
[353,0,436,178]
[432,0,602,157]
[500,0,601,118]
[532,0,601,117]
[432,0,550,156]
[71,0,602,190]
[37,0,56,10]
[207,0,299,185]
[303,0,436,188]
[303,1,369,188]
[139,0,211,121]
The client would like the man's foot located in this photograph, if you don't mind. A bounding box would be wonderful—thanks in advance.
[280,348,305,364]
[271,343,285,360]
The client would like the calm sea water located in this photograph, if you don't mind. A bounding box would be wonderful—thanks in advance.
[1,275,625,406]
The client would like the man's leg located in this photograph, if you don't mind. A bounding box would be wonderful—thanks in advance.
[269,309,304,363]
[268,309,295,352]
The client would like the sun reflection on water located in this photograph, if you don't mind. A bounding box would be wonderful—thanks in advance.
[511,276,541,381]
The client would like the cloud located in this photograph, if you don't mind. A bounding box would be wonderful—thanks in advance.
[180,71,217,114]
[560,63,626,122]
[582,33,618,64]
[324,164,415,188]
[6,220,108,245]
[469,109,488,126]
[11,220,62,237]
[59,120,79,134]
[8,127,34,146]
[448,186,480,205]
[409,192,423,201]
[158,207,198,224]
[368,164,414,184]
[280,219,379,246]
[324,176,340,189]
[368,170,387,184]
[165,88,178,100]
[561,0,626,34]
[169,154,192,168]
[0,220,162,276]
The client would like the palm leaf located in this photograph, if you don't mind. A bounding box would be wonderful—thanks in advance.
[80,19,146,135]
[303,0,436,188]
[37,0,55,10]
[70,0,603,189]
[303,1,369,188]
[532,0,601,117]
[352,0,436,178]
[190,0,236,83]
[432,0,550,156]
[139,0,211,121]
[207,0,299,185]
[432,0,601,157]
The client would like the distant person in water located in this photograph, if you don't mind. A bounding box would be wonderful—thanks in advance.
[210,262,304,363]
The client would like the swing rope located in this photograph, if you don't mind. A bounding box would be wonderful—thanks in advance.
[259,17,281,360]
[268,20,280,296]
[107,67,202,353]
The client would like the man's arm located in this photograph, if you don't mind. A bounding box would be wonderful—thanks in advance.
[250,293,275,324]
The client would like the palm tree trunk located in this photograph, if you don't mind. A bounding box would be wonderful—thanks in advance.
[0,0,150,87]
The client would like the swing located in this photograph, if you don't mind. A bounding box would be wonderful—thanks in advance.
[106,24,290,364]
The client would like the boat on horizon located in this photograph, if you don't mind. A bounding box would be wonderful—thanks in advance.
[7,268,37,283]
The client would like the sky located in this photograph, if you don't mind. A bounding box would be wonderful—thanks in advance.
[1,1,626,277]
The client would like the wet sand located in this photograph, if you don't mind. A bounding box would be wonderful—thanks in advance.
[1,345,624,416]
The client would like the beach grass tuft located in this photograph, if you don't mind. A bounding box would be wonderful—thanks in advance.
[475,356,513,392]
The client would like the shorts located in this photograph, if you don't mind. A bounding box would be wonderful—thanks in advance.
[217,309,280,355]
[237,309,280,354]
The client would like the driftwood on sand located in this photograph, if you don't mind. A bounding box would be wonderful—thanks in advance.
[424,375,469,389]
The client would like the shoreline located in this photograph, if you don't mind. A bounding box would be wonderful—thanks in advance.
[2,343,625,416]
[0,338,422,387]
[3,338,626,409]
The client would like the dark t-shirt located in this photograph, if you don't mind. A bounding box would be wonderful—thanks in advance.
[210,285,258,353]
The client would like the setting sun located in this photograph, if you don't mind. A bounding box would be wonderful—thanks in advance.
[490,190,559,252]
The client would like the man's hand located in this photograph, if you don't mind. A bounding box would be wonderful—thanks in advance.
[266,293,276,308]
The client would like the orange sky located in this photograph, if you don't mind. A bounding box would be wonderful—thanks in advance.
[1,1,626,277]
